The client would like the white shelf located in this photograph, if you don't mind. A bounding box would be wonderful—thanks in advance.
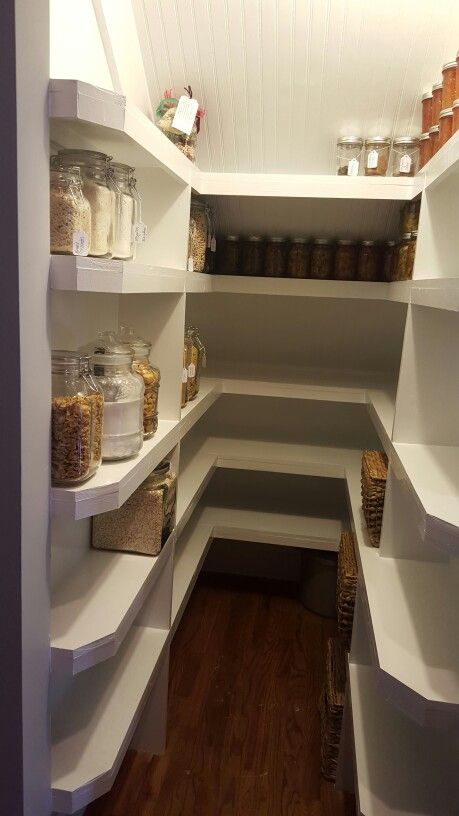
[201,275,412,302]
[50,255,186,294]
[179,379,221,436]
[50,538,172,676]
[51,624,168,814]
[350,662,459,816]
[171,517,214,635]
[410,278,459,312]
[420,129,459,193]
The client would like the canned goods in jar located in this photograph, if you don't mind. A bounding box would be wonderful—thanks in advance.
[286,238,310,279]
[432,82,443,124]
[357,241,379,282]
[421,92,433,133]
[419,132,431,169]
[442,61,457,109]
[364,137,391,177]
[264,237,287,277]
[334,240,357,281]
[439,108,453,148]
[336,137,363,176]
[310,239,333,279]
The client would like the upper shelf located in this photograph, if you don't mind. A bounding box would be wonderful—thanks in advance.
[421,128,459,192]
[50,255,186,294]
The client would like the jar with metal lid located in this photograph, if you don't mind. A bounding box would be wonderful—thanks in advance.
[50,167,91,256]
[364,138,391,176]
[380,241,396,282]
[109,162,137,261]
[185,327,199,401]
[442,61,457,109]
[265,237,287,277]
[310,239,333,279]
[429,124,440,157]
[90,348,144,461]
[286,238,309,278]
[51,351,101,486]
[334,240,357,281]
[421,92,433,133]
[405,231,417,280]
[182,335,191,408]
[439,108,453,148]
[357,241,379,282]
[394,234,411,281]
[242,236,264,276]
[54,149,115,258]
[92,460,177,557]
[432,82,443,124]
[419,132,431,169]
[453,99,459,134]
[336,137,363,176]
[79,354,104,471]
[189,198,210,273]
[221,235,240,276]
[116,326,161,439]
[391,137,419,177]
[400,201,420,234]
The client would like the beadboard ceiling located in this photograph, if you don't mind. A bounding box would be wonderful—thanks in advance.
[133,0,459,173]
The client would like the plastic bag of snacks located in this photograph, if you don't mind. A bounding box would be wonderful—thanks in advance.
[155,86,205,163]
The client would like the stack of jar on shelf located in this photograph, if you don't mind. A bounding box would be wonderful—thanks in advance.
[188,196,216,274]
[337,136,420,177]
[50,149,146,260]
[218,234,417,282]
[182,328,206,408]
[420,54,459,167]
[51,327,160,487]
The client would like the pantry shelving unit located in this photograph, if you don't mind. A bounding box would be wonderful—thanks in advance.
[8,3,458,811]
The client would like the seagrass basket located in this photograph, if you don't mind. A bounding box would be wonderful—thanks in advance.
[320,637,347,782]
[361,450,388,547]
[337,532,358,650]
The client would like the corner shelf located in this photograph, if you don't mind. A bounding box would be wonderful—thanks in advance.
[50,255,186,294]
[420,129,459,192]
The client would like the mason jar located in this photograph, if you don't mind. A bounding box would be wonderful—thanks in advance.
[221,235,241,276]
[391,137,419,177]
[364,137,391,176]
[50,167,91,256]
[91,348,144,461]
[265,237,287,277]
[310,239,333,279]
[432,82,443,124]
[380,241,397,282]
[439,108,454,149]
[442,60,457,109]
[419,132,431,169]
[286,238,309,278]
[334,240,357,281]
[242,236,264,276]
[109,162,137,261]
[336,137,363,176]
[421,91,433,133]
[357,241,379,281]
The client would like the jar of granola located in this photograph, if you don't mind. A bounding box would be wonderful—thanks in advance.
[439,108,453,148]
[432,82,443,124]
[265,237,287,277]
[286,238,309,278]
[419,132,431,169]
[357,241,379,282]
[310,239,333,279]
[242,236,264,276]
[429,124,440,157]
[364,137,391,176]
[442,61,457,109]
[391,137,419,177]
[336,137,363,176]
[421,92,433,133]
[334,240,357,281]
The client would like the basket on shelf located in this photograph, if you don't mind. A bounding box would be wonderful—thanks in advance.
[337,532,358,651]
[320,636,347,782]
[361,450,388,547]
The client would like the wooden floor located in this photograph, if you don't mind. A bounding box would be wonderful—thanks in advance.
[87,575,355,816]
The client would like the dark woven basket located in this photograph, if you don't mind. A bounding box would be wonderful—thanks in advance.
[320,637,347,782]
[361,450,388,547]
[337,532,358,650]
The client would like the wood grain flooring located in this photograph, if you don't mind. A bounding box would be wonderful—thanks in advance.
[87,575,355,816]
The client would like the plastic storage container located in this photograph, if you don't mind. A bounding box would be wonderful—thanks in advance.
[431,82,443,123]
[286,238,309,278]
[419,132,431,168]
[91,348,144,461]
[391,137,419,177]
[50,167,91,256]
[242,236,264,276]
[310,239,333,279]
[421,91,433,133]
[336,137,363,176]
[264,237,287,277]
[334,240,357,281]
[221,235,241,276]
[364,137,391,176]
[110,162,137,261]
[442,61,457,109]
[357,241,379,282]
[439,108,453,148]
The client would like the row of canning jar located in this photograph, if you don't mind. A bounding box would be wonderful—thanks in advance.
[51,328,160,487]
[420,56,459,167]
[181,327,206,409]
[337,136,420,178]
[219,234,414,282]
[50,149,146,261]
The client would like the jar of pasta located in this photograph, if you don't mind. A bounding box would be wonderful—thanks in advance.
[429,124,440,157]
[336,137,363,176]
[391,137,419,177]
[421,92,433,133]
[432,82,443,123]
[221,235,240,276]
[310,239,333,279]
[364,137,391,176]
[334,240,357,281]
[442,61,457,109]
[357,241,379,282]
[419,132,431,169]
[286,238,309,278]
[381,241,396,282]
[439,108,453,148]
[265,237,287,277]
[242,236,264,276]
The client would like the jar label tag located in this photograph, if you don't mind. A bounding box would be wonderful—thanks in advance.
[347,158,359,176]
[188,363,196,378]
[172,95,199,135]
[187,256,194,273]
[399,154,412,173]
[72,230,89,256]
[367,150,378,169]
[211,236,217,252]
[182,367,188,384]
[134,221,147,243]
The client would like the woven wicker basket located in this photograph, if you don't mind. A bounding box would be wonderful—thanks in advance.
[361,450,388,547]
[320,637,347,782]
[337,532,358,650]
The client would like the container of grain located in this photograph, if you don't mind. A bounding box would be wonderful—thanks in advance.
[50,167,91,255]
[109,162,137,260]
[54,149,115,258]
[189,198,210,272]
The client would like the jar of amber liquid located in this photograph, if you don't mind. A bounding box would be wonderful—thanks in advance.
[453,99,459,134]
[364,137,391,176]
[439,108,453,148]
[419,132,431,168]
[265,237,287,277]
[310,239,333,279]
[432,82,443,124]
[429,125,440,157]
[442,61,457,108]
[421,92,433,133]
[242,236,264,276]
[405,231,417,280]
[381,241,396,282]
[394,234,411,281]
[286,238,309,278]
[357,241,379,281]
[334,240,357,280]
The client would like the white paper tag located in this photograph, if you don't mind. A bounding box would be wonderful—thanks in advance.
[187,256,194,273]
[188,362,196,378]
[211,236,217,252]
[72,230,89,256]
[367,150,378,169]
[347,158,359,176]
[399,154,412,173]
[182,367,188,384]
[172,95,199,135]
[134,221,147,243]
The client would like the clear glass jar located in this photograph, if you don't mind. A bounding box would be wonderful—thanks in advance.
[109,162,136,261]
[182,337,190,408]
[381,241,396,282]
[334,240,357,281]
[421,92,433,133]
[189,198,210,273]
[453,99,459,134]
[91,349,144,461]
[357,241,379,282]
[221,235,240,276]
[400,201,420,234]
[419,132,431,169]
[79,354,104,472]
[442,61,457,109]
[116,326,161,439]
[265,237,287,277]
[286,238,309,278]
[432,82,443,124]
[391,137,419,177]
[242,236,264,276]
[54,150,115,258]
[129,174,147,249]
[310,239,333,279]
[364,137,391,176]
[429,124,440,156]
[439,108,453,148]
[50,167,91,256]
[336,137,363,176]
[405,231,417,280]
[51,351,100,486]
[394,234,411,281]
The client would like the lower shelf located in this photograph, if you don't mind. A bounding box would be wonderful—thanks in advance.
[51,625,168,814]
